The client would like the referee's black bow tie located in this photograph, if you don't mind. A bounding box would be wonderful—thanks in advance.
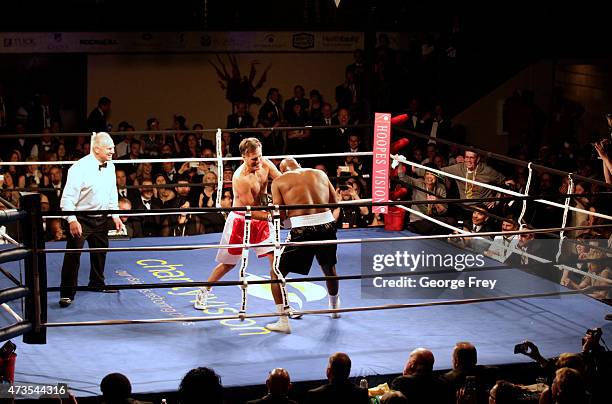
[99,162,107,170]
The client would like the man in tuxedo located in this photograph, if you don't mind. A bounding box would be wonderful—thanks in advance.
[132,179,163,237]
[44,165,65,211]
[87,96,111,132]
[115,169,139,205]
[226,101,254,129]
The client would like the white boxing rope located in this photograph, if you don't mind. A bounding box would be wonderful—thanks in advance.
[556,174,575,263]
[391,154,612,222]
[215,128,223,209]
[1,303,23,322]
[517,162,533,229]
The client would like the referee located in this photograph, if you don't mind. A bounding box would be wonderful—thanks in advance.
[59,132,123,307]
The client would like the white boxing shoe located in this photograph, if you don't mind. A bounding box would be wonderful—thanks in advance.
[194,288,211,310]
[265,318,292,334]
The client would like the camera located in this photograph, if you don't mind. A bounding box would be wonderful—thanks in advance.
[514,342,529,355]
[339,184,350,191]
[586,327,602,339]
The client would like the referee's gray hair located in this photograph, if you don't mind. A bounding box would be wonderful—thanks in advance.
[91,132,114,148]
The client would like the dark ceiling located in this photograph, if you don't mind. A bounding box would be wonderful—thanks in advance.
[1,1,610,59]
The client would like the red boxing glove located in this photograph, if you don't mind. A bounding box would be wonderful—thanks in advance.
[390,188,408,201]
[391,138,410,154]
[391,113,410,126]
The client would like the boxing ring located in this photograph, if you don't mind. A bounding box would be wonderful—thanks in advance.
[0,123,611,398]
[0,228,609,396]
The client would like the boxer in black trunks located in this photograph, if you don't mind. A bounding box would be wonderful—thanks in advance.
[266,158,341,333]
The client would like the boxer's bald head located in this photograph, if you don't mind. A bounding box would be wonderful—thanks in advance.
[280,158,300,173]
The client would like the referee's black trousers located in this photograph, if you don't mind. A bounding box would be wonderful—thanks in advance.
[60,216,109,299]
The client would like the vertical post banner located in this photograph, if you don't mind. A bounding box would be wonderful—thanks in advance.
[372,112,391,214]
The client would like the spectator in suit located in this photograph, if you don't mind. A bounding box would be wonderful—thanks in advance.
[115,169,138,205]
[179,367,223,404]
[87,96,111,132]
[119,139,142,183]
[258,88,283,126]
[227,101,254,129]
[391,348,454,404]
[118,198,143,238]
[132,179,162,237]
[247,368,296,404]
[306,352,368,404]
[284,85,309,118]
[335,67,358,111]
[44,165,64,211]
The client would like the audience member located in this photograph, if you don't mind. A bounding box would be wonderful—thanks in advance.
[306,352,368,404]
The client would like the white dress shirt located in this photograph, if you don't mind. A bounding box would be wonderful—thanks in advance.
[61,153,119,223]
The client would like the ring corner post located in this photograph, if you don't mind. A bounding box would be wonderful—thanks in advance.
[21,193,47,344]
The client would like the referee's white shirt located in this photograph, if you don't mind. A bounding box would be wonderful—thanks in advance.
[60,153,119,223]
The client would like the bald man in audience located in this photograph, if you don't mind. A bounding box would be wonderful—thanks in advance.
[391,348,454,404]
[247,368,296,404]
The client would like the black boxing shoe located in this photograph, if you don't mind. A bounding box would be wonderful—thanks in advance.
[59,298,72,308]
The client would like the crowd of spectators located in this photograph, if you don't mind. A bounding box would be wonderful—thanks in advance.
[58,328,609,403]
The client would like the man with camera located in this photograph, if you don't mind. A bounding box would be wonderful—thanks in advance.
[515,328,610,403]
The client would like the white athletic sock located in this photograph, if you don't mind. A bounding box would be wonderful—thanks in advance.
[329,294,339,307]
[275,304,289,323]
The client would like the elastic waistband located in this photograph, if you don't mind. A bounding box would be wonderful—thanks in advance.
[290,211,334,228]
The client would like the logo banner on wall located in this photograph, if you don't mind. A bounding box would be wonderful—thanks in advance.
[0,32,364,54]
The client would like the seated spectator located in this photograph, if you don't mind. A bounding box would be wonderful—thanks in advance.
[487,380,524,404]
[133,162,154,186]
[332,180,370,229]
[116,169,138,204]
[398,163,454,235]
[199,171,218,208]
[306,352,368,404]
[18,157,43,189]
[247,368,296,404]
[100,372,151,404]
[174,174,197,208]
[179,367,223,404]
[161,200,202,237]
[443,342,495,403]
[391,348,454,404]
[159,157,178,183]
[118,198,143,238]
[1,172,19,207]
[484,216,519,262]
[561,243,611,300]
[542,367,587,404]
[452,205,495,253]
[133,179,162,237]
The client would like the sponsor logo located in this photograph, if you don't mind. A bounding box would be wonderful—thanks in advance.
[53,33,63,42]
[264,33,276,44]
[321,33,361,48]
[292,33,315,49]
[3,37,36,48]
[79,39,119,46]
[142,32,153,41]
